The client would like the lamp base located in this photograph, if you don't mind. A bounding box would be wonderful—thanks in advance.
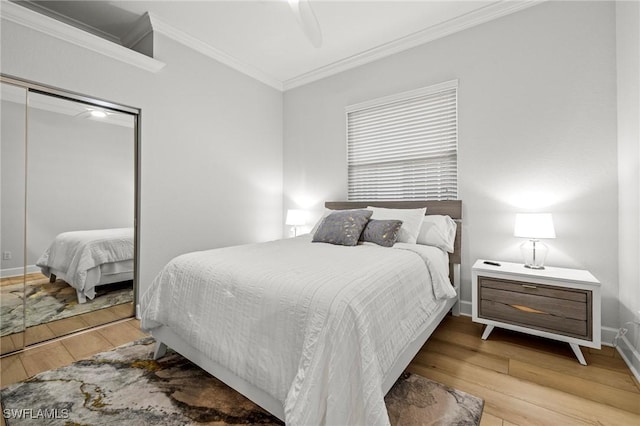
[524,264,545,270]
[520,239,549,269]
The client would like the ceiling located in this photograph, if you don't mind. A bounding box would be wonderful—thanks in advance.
[14,1,537,89]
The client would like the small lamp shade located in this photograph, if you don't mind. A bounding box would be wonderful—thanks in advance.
[514,213,555,269]
[514,213,556,239]
[286,209,307,226]
[286,209,307,237]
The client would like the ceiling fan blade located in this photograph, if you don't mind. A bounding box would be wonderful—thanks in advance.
[288,0,323,48]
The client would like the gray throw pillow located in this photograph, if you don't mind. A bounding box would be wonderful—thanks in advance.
[360,219,403,247]
[312,210,373,246]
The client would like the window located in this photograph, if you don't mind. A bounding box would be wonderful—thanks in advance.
[346,80,458,201]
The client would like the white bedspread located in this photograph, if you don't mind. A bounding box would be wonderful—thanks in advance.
[36,228,134,298]
[141,236,456,426]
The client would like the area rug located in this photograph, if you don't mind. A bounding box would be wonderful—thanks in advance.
[1,275,134,336]
[0,337,484,425]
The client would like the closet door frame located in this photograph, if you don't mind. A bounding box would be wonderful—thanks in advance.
[0,74,141,351]
[1,79,28,355]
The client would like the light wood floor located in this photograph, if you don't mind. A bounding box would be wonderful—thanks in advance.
[1,315,638,425]
[409,315,640,425]
[0,318,146,388]
[0,274,28,288]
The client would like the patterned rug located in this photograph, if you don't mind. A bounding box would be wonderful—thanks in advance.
[1,275,134,336]
[0,337,484,425]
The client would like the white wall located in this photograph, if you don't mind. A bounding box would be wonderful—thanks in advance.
[1,19,283,298]
[2,2,628,342]
[616,0,640,374]
[283,1,620,330]
[25,104,134,266]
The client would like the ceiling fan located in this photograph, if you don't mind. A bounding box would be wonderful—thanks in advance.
[287,0,323,48]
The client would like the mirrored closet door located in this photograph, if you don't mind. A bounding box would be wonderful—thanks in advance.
[0,77,139,355]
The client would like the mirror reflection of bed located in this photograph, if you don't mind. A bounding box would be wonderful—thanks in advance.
[37,227,134,304]
[0,86,137,353]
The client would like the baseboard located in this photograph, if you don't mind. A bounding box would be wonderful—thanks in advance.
[601,326,620,347]
[0,264,39,278]
[616,333,640,383]
[0,267,23,278]
[459,299,472,316]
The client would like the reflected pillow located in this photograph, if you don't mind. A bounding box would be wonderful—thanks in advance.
[360,219,403,247]
[366,206,426,244]
[416,215,457,253]
[312,210,372,246]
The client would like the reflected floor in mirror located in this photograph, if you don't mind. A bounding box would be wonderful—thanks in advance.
[1,273,133,345]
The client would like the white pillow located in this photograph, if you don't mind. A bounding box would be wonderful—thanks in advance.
[417,215,457,253]
[366,206,426,244]
[310,208,332,235]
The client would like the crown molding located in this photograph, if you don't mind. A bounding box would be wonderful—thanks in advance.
[283,0,545,91]
[2,0,544,91]
[0,1,166,73]
[147,13,283,91]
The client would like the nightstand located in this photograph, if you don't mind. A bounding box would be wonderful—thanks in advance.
[472,259,601,365]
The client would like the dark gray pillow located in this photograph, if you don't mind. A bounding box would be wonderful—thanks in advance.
[312,210,373,246]
[360,219,403,247]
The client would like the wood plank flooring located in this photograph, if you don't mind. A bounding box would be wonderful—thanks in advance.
[0,274,28,288]
[408,315,640,425]
[0,319,146,388]
[1,315,638,425]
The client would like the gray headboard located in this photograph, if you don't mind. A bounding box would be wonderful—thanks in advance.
[324,200,462,265]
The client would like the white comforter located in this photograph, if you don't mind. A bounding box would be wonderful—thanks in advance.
[141,235,456,426]
[36,228,134,298]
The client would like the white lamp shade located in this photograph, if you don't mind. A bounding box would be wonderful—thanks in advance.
[286,209,307,226]
[514,213,556,239]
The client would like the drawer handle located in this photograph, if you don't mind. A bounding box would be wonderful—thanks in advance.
[522,284,537,290]
[511,304,547,314]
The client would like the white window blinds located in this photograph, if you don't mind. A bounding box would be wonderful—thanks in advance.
[346,80,458,201]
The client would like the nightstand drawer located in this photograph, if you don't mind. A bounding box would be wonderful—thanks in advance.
[479,277,587,302]
[478,276,592,339]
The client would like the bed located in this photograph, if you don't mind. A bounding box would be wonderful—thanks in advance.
[36,227,134,304]
[141,200,462,425]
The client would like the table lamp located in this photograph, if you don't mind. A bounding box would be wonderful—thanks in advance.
[514,213,556,269]
[286,209,307,237]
